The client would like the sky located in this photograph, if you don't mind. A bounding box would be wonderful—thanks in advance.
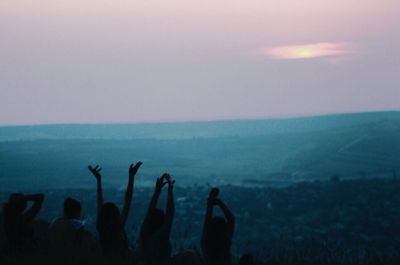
[0,0,399,125]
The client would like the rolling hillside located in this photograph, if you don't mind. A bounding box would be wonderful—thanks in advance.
[0,111,399,190]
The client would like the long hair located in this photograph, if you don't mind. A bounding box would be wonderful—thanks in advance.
[141,208,165,245]
[96,202,125,253]
[205,216,231,264]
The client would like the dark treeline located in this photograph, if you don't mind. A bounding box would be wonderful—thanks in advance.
[1,162,400,265]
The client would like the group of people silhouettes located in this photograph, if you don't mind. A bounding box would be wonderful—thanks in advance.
[1,161,249,265]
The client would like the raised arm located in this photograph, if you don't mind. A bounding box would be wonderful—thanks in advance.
[141,174,167,233]
[121,161,142,227]
[145,174,167,218]
[202,188,219,241]
[215,198,235,238]
[23,193,45,223]
[88,165,104,216]
[164,174,175,236]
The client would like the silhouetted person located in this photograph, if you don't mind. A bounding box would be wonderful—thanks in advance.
[49,198,83,241]
[201,188,235,265]
[63,197,81,220]
[0,206,5,254]
[48,197,99,263]
[139,173,175,265]
[88,162,142,257]
[2,193,44,253]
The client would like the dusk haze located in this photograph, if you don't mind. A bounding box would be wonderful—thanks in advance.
[1,0,399,125]
[1,2,400,265]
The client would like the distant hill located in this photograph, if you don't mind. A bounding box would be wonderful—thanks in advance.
[0,111,399,190]
[1,111,400,141]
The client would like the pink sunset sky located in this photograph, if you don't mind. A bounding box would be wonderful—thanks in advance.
[0,0,399,125]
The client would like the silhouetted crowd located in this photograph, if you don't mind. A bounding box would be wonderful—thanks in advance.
[1,162,253,265]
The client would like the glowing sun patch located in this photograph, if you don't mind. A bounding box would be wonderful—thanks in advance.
[264,42,352,60]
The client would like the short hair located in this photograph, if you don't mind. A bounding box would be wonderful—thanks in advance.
[63,197,81,219]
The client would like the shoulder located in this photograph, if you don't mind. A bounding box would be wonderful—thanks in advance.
[50,218,66,228]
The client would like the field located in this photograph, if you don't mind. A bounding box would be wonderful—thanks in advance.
[0,111,400,190]
[1,111,400,264]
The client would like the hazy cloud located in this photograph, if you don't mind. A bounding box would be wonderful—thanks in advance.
[262,42,354,60]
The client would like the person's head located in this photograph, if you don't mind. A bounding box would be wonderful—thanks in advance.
[63,197,81,220]
[97,202,122,246]
[5,193,27,216]
[205,216,231,261]
[141,208,165,243]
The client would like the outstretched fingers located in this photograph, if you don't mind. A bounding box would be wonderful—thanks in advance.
[129,161,143,177]
[130,161,143,171]
[209,187,219,198]
[88,165,102,179]
[156,174,169,190]
[167,175,175,185]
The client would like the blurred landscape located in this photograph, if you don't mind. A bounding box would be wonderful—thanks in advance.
[1,111,400,264]
[0,111,399,189]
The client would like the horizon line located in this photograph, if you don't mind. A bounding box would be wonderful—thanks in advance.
[0,109,399,128]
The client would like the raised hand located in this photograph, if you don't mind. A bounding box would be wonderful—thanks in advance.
[121,161,142,226]
[209,187,219,199]
[22,193,45,222]
[165,174,175,235]
[88,165,102,180]
[207,188,219,208]
[166,174,175,191]
[155,173,169,191]
[207,197,219,206]
[129,161,143,178]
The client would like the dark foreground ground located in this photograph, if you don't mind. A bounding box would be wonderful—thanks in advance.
[1,177,400,264]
